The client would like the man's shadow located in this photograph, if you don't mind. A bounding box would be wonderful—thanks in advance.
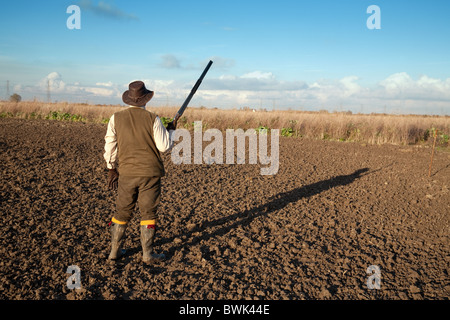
[160,168,370,256]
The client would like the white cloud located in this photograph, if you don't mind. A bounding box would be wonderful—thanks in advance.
[197,71,450,113]
[17,72,121,103]
[205,70,306,92]
[339,76,362,96]
[241,71,275,80]
[204,56,235,69]
[146,79,176,92]
[379,72,414,91]
[11,71,450,114]
[84,87,115,97]
[39,72,66,93]
[377,72,450,103]
[96,81,114,87]
[159,54,181,69]
[219,75,236,81]
[159,55,235,71]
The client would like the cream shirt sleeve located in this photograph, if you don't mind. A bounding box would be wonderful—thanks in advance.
[103,114,118,169]
[153,116,174,153]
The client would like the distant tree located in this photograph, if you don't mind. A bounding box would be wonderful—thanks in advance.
[10,93,22,102]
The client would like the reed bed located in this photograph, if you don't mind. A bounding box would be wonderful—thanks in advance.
[1,100,448,147]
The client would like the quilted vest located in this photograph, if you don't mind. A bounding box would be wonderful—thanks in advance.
[114,107,165,177]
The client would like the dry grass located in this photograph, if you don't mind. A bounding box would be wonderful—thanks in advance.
[1,100,449,147]
[0,101,121,123]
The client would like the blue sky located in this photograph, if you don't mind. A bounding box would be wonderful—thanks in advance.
[0,0,449,114]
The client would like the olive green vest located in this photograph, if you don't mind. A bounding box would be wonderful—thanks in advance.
[114,107,165,177]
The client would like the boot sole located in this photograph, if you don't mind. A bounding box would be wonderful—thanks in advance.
[143,253,166,264]
[108,249,127,261]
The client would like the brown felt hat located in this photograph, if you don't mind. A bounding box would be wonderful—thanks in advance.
[122,81,154,107]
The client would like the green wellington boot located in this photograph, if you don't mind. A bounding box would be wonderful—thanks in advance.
[108,222,127,260]
[140,225,165,264]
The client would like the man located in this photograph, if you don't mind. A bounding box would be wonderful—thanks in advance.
[104,80,177,264]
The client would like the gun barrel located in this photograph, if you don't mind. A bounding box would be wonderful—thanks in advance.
[174,60,213,122]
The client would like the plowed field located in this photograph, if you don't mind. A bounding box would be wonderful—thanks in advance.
[0,118,449,300]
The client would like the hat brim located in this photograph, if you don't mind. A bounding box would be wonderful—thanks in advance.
[122,90,154,107]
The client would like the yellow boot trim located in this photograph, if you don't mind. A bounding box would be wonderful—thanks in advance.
[140,220,157,226]
[112,217,127,225]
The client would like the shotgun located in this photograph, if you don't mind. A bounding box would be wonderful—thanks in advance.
[172,60,213,123]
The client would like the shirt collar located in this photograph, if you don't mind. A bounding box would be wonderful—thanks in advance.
[128,105,146,110]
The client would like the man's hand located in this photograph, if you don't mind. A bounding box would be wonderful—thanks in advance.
[166,120,178,131]
[108,169,119,190]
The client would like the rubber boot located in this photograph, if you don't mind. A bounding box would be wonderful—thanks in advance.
[108,222,127,260]
[140,225,165,264]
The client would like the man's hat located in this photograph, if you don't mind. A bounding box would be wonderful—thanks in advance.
[122,81,154,107]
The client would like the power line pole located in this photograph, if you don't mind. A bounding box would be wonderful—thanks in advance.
[6,80,10,100]
[47,80,51,103]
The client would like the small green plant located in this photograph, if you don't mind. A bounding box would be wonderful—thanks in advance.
[70,114,85,122]
[440,133,449,144]
[256,125,269,134]
[428,127,449,146]
[183,122,191,129]
[0,112,13,118]
[160,116,172,127]
[281,127,294,137]
[45,111,86,122]
[46,111,62,120]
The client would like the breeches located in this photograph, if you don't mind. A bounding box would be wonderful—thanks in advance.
[112,176,161,226]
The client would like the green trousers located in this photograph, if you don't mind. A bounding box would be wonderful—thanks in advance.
[112,176,161,226]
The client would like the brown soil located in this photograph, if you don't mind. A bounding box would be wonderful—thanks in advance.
[0,118,449,300]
